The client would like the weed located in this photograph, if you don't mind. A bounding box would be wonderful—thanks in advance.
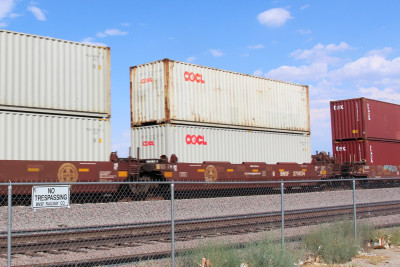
[305,221,374,264]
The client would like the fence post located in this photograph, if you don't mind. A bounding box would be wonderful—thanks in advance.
[170,183,175,267]
[280,182,285,250]
[352,179,357,240]
[7,182,12,267]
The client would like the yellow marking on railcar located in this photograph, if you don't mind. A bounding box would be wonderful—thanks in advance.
[197,169,205,173]
[79,168,89,172]
[118,171,128,177]
[227,169,234,172]
[164,172,173,178]
[252,169,259,172]
[27,168,40,172]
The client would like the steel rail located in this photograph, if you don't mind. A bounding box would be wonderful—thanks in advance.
[2,200,400,257]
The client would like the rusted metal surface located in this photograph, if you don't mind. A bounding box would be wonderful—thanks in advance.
[331,98,400,141]
[0,29,111,117]
[0,160,123,194]
[352,163,400,178]
[131,59,310,133]
[149,161,321,191]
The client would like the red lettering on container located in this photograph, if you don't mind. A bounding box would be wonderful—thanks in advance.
[185,135,207,145]
[184,71,205,83]
[141,77,153,84]
[142,141,154,146]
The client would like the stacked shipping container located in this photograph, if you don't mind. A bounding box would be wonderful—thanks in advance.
[0,30,111,161]
[130,59,311,164]
[331,98,400,165]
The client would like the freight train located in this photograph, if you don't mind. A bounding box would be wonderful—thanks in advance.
[1,30,400,198]
[1,144,399,197]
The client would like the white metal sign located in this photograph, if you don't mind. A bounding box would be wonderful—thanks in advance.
[32,185,70,209]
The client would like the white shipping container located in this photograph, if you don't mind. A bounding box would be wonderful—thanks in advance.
[132,124,311,164]
[0,30,111,116]
[0,111,111,161]
[131,59,310,133]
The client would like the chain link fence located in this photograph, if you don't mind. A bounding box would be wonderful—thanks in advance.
[1,178,400,266]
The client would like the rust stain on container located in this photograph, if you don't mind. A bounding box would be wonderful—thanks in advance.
[130,59,310,133]
[130,67,135,127]
[163,59,171,124]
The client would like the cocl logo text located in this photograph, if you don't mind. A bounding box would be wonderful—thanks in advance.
[186,135,207,145]
[184,71,205,83]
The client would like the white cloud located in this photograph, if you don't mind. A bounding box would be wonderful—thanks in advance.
[209,49,223,57]
[96,28,128,38]
[366,47,393,57]
[186,56,196,63]
[310,98,332,105]
[253,69,263,76]
[0,0,14,20]
[298,29,311,35]
[292,42,351,59]
[9,12,21,18]
[121,22,130,27]
[291,42,351,65]
[300,4,310,10]
[265,63,328,82]
[27,5,46,21]
[0,22,6,27]
[330,55,400,82]
[257,8,293,28]
[81,37,107,47]
[310,107,330,124]
[247,44,264,50]
[359,87,400,103]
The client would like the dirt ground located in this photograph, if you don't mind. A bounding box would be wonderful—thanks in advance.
[304,247,400,267]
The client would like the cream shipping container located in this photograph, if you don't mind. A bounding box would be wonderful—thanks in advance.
[132,124,311,164]
[131,59,310,133]
[0,111,111,161]
[0,29,111,117]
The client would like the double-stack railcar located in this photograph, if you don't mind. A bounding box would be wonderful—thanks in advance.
[0,30,399,198]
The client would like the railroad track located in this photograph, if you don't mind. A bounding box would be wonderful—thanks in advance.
[2,200,400,266]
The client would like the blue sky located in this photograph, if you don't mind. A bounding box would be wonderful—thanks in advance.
[1,0,400,157]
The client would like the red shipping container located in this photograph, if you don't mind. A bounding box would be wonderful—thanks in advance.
[333,139,400,165]
[331,98,400,141]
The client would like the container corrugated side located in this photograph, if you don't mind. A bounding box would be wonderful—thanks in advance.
[0,111,111,161]
[333,139,400,165]
[132,124,311,164]
[131,59,310,133]
[0,30,111,116]
[331,98,400,141]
